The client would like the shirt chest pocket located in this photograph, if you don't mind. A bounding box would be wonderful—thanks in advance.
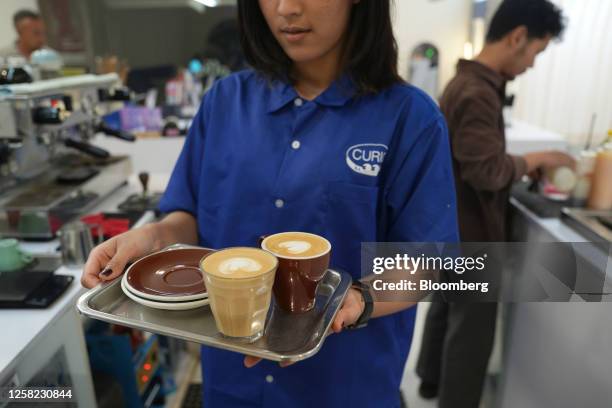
[324,182,380,274]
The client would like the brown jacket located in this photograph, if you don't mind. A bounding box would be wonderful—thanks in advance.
[440,59,527,242]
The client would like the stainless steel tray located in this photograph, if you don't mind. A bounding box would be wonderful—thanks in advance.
[77,268,351,362]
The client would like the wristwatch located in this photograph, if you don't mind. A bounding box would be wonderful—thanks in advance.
[347,280,373,329]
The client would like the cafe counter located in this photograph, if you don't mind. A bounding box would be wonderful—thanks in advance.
[0,176,161,406]
[491,198,612,408]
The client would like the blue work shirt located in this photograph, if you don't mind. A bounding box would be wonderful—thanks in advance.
[158,70,459,408]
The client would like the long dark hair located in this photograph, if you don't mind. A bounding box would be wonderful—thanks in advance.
[237,0,402,94]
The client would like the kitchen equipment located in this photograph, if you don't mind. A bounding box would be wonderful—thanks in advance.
[118,171,163,214]
[139,172,149,196]
[80,212,139,240]
[572,150,598,203]
[587,150,612,210]
[561,208,612,243]
[57,221,102,266]
[77,245,352,363]
[0,66,32,85]
[0,271,73,308]
[0,74,135,239]
[0,255,72,309]
[511,180,570,218]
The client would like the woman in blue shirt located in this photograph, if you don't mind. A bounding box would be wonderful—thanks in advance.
[83,1,459,406]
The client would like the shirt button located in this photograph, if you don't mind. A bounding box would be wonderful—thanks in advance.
[266,375,274,383]
[291,140,301,150]
[294,98,303,107]
[275,199,284,208]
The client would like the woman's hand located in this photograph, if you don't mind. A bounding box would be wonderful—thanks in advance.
[330,287,365,333]
[243,288,365,368]
[81,223,161,288]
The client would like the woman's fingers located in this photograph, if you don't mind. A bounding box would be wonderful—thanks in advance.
[331,307,349,334]
[243,355,295,368]
[81,238,136,287]
[279,360,296,368]
[98,244,131,281]
[80,268,101,289]
[243,356,262,368]
[331,289,364,333]
[81,242,113,288]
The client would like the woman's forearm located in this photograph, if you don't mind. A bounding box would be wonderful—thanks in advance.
[152,211,199,249]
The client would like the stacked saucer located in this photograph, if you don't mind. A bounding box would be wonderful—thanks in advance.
[121,247,212,310]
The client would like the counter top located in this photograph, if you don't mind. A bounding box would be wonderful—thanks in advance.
[510,197,612,285]
[0,174,169,376]
[509,197,587,242]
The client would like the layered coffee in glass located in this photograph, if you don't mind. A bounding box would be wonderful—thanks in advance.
[200,247,278,342]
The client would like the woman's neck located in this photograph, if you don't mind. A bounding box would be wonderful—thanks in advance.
[292,43,344,100]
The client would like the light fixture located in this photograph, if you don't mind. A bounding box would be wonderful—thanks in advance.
[193,0,218,6]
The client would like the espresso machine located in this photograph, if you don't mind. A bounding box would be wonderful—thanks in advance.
[0,73,135,240]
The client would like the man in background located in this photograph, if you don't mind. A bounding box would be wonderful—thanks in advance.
[416,1,575,407]
[0,10,48,60]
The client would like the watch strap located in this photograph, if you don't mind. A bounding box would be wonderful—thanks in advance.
[348,280,373,329]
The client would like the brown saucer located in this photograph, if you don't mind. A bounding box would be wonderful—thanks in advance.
[126,247,212,297]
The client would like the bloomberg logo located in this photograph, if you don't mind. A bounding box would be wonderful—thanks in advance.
[345,143,388,177]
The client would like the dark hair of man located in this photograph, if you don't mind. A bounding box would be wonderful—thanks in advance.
[237,0,403,94]
[486,0,565,43]
[13,9,41,29]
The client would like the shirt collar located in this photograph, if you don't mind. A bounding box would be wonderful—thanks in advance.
[457,59,506,92]
[267,79,298,113]
[267,74,357,113]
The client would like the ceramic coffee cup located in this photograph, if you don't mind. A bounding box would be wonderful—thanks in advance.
[0,238,33,272]
[261,232,331,314]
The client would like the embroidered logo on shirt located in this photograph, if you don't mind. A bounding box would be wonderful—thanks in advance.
[345,144,388,177]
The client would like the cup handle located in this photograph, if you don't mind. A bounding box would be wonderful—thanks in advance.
[258,235,269,248]
[21,252,33,265]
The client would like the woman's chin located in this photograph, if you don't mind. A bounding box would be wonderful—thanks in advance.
[283,49,326,66]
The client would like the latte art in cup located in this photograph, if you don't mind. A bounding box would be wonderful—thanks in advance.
[218,257,263,276]
[263,232,330,259]
[203,248,275,279]
[278,240,311,255]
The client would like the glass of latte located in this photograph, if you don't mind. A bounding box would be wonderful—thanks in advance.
[261,232,331,313]
[200,247,278,342]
